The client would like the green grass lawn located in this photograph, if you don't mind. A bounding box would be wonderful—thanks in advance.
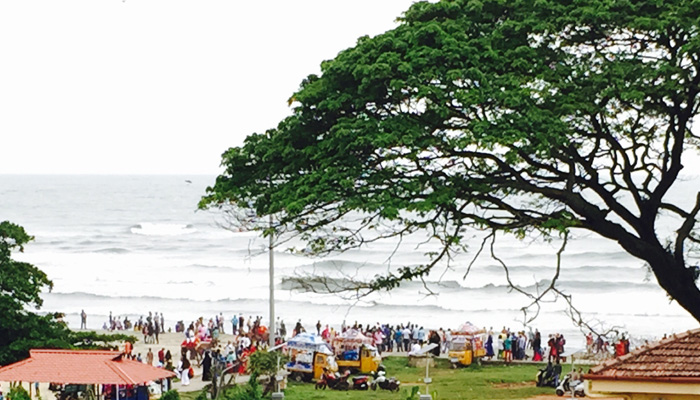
[282,357,552,400]
[182,357,554,400]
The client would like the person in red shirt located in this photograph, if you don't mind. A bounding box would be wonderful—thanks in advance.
[158,348,165,365]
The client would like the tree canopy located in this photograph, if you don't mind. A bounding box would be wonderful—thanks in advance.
[201,0,700,323]
[0,221,134,364]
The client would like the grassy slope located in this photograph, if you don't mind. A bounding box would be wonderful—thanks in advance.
[182,357,554,400]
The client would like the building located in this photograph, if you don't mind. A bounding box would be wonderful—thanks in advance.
[585,328,700,399]
[0,349,176,400]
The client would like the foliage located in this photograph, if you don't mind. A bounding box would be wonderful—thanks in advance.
[0,221,69,364]
[0,221,51,311]
[70,331,137,349]
[7,385,31,400]
[248,350,289,378]
[0,221,137,365]
[160,390,181,400]
[202,0,700,322]
[404,386,420,400]
[219,372,262,400]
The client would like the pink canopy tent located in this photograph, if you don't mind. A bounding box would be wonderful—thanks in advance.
[336,329,373,344]
[453,322,486,336]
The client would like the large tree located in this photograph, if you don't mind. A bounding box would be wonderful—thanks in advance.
[0,221,134,364]
[201,0,700,323]
[0,221,72,364]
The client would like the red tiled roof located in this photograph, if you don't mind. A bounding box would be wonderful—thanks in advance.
[0,349,176,385]
[585,328,700,383]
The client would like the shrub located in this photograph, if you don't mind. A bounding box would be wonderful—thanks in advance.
[160,389,180,400]
[8,386,31,400]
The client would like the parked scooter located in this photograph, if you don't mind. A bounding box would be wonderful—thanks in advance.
[315,370,350,391]
[555,374,585,397]
[351,375,370,390]
[536,367,557,387]
[371,370,400,392]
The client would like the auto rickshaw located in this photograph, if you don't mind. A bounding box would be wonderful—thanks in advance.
[332,329,382,374]
[448,322,486,368]
[285,332,338,381]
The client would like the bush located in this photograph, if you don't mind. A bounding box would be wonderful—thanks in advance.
[194,389,208,400]
[248,351,288,377]
[160,389,180,400]
[8,386,31,400]
[220,372,262,400]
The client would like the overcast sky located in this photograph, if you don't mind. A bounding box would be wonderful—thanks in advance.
[2,1,698,176]
[0,0,418,175]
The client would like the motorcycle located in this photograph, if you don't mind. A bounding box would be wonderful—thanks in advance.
[536,367,556,388]
[371,370,400,392]
[351,375,370,390]
[315,370,350,391]
[556,373,585,397]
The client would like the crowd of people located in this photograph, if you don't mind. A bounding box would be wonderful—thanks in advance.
[93,308,639,389]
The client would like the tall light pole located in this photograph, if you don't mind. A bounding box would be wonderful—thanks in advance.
[268,213,276,348]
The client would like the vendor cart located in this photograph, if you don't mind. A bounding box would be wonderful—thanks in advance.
[332,329,382,374]
[448,322,486,368]
[285,333,337,382]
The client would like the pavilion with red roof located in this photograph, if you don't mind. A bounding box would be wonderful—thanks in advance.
[0,349,176,399]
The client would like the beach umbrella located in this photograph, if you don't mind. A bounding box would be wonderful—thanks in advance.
[454,322,485,336]
[287,332,332,353]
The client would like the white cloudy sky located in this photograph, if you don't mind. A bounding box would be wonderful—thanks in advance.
[1,1,698,175]
[0,0,417,175]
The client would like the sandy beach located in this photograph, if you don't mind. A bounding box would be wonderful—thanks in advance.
[126,331,243,393]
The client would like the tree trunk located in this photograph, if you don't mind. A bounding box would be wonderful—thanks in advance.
[648,251,700,324]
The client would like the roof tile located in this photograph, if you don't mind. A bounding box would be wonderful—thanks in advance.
[0,349,175,385]
[587,328,700,382]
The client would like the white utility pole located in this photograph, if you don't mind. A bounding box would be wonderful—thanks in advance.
[268,213,276,348]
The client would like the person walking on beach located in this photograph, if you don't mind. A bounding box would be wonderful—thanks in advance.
[178,353,191,386]
[548,335,558,362]
[517,332,527,360]
[279,320,287,339]
[394,327,403,351]
[202,351,212,381]
[503,334,513,363]
[428,330,441,356]
[402,326,411,352]
[533,331,542,361]
[80,309,87,330]
[485,333,494,359]
[158,348,165,365]
[146,348,154,365]
[165,350,173,370]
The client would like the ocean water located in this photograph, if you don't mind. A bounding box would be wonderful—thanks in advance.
[1,174,698,347]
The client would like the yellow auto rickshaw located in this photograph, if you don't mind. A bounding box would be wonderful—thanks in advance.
[448,322,486,368]
[332,329,383,374]
[285,332,337,381]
